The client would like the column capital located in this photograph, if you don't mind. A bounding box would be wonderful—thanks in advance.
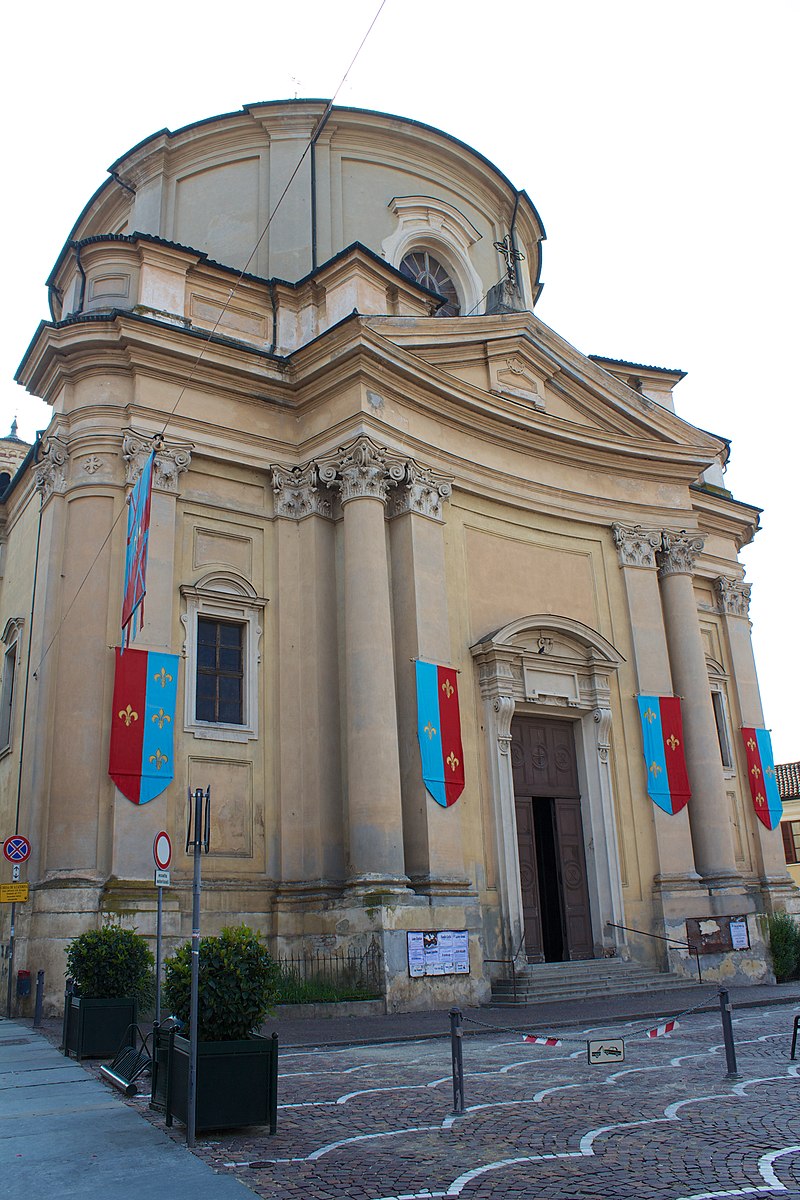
[656,529,705,578]
[715,576,751,618]
[270,462,333,520]
[316,434,407,505]
[386,459,452,522]
[34,432,69,501]
[611,523,661,568]
[122,429,192,494]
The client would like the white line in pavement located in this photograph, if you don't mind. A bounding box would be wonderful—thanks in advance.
[670,1143,800,1199]
[223,1125,442,1166]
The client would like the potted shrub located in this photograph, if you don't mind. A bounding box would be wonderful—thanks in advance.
[63,923,154,1061]
[162,924,279,1132]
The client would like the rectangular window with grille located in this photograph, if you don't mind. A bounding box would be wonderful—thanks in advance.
[781,821,800,866]
[196,617,244,725]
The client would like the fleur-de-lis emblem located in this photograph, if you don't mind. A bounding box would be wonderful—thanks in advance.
[152,708,171,729]
[756,791,765,806]
[666,734,680,751]
[424,722,437,740]
[751,764,761,779]
[643,707,657,724]
[447,751,459,772]
[766,765,775,778]
[154,667,173,688]
[747,737,757,752]
[649,761,662,777]
[441,678,454,699]
[118,704,138,727]
[149,748,168,770]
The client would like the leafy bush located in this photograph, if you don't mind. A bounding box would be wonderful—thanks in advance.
[65,923,155,1003]
[162,924,278,1041]
[767,912,800,982]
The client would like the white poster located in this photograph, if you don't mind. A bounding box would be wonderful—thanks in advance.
[407,930,470,977]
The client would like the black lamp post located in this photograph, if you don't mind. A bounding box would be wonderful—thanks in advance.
[185,785,210,1148]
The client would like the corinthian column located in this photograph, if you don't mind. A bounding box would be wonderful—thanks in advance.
[317,436,409,891]
[657,532,739,881]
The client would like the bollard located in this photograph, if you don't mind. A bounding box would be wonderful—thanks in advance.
[33,970,44,1028]
[449,1007,465,1115]
[719,987,739,1078]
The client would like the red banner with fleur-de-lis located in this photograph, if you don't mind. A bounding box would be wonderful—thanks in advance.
[637,695,691,814]
[108,647,179,804]
[415,661,465,807]
[741,727,782,831]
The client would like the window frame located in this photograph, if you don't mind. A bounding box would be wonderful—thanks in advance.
[782,820,800,866]
[0,618,23,757]
[181,574,265,743]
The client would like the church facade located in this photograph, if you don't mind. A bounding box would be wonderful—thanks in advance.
[1,101,793,1011]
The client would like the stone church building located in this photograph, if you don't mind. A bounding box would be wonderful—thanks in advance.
[1,101,792,1010]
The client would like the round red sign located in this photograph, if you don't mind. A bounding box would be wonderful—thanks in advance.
[153,831,172,870]
[3,835,31,863]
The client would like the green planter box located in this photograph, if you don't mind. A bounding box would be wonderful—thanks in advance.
[63,995,138,1061]
[166,1031,278,1133]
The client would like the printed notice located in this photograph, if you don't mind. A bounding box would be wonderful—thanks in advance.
[730,919,750,950]
[407,930,470,978]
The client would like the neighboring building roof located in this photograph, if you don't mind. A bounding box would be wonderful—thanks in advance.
[588,355,687,379]
[777,762,800,801]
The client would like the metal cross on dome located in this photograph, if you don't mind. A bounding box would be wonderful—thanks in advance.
[493,233,525,285]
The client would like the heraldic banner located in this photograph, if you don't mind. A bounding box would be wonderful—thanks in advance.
[415,660,465,807]
[109,647,179,805]
[637,695,691,815]
[741,727,782,830]
[121,450,154,647]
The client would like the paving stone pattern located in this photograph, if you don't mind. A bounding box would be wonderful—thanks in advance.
[131,1004,800,1200]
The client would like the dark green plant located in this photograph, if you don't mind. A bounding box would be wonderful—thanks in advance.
[273,966,380,1004]
[767,912,800,982]
[162,924,278,1041]
[65,923,155,1003]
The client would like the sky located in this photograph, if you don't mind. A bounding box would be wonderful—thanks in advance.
[1,1,797,758]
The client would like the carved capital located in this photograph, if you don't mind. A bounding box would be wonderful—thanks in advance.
[34,434,69,501]
[493,695,515,755]
[122,429,192,494]
[316,435,407,506]
[656,530,705,578]
[386,459,453,521]
[715,576,751,618]
[270,463,333,520]
[612,523,661,569]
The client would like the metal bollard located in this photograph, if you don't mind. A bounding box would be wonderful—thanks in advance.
[449,1007,465,1115]
[718,987,739,1078]
[33,970,44,1028]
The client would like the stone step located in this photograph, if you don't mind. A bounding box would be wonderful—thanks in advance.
[489,959,699,1005]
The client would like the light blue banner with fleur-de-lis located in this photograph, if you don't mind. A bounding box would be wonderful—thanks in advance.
[140,652,179,804]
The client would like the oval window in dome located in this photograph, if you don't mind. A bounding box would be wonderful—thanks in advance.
[399,251,461,317]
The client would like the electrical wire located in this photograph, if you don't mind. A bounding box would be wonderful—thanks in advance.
[29,0,390,680]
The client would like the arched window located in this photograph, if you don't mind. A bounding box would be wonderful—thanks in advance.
[399,251,461,316]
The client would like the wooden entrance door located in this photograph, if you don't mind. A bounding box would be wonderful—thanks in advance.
[511,717,593,962]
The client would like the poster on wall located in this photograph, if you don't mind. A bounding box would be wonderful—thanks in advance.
[407,930,470,977]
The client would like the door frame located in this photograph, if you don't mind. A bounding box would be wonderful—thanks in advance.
[471,614,625,962]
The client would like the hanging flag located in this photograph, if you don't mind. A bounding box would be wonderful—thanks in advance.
[121,450,155,647]
[741,727,782,830]
[637,696,691,815]
[109,647,179,805]
[415,660,465,807]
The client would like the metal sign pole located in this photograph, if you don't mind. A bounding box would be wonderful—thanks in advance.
[186,786,209,1149]
[155,886,163,1026]
[4,901,16,1018]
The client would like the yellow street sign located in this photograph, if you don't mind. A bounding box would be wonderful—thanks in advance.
[0,883,29,903]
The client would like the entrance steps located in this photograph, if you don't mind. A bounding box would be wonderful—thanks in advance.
[489,957,697,1006]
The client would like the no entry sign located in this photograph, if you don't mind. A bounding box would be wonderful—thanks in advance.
[153,831,172,870]
[3,835,31,864]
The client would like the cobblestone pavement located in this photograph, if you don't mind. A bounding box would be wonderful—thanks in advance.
[124,1002,800,1199]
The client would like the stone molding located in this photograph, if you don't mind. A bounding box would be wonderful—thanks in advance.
[594,705,613,764]
[611,523,662,569]
[122,429,192,494]
[656,530,705,578]
[715,576,751,618]
[271,463,334,520]
[34,433,69,501]
[272,438,453,521]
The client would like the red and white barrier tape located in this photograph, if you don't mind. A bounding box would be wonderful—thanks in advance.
[647,1019,679,1038]
[522,1035,563,1047]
